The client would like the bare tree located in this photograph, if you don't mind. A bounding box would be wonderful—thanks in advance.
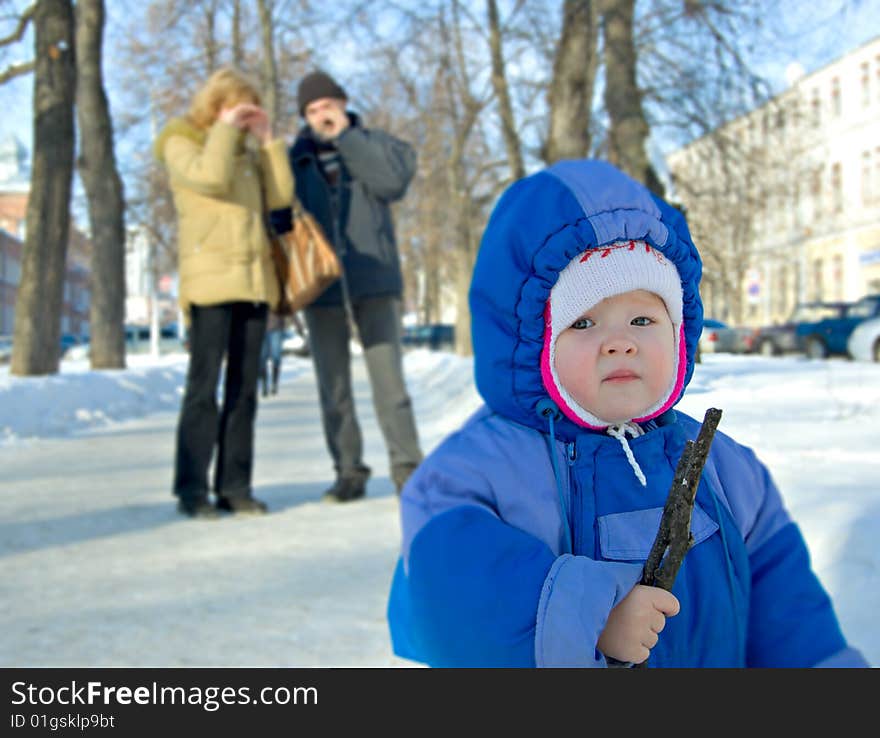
[101,0,790,352]
[486,0,523,181]
[255,0,279,126]
[76,0,126,368]
[11,0,76,376]
[198,0,220,74]
[231,0,243,67]
[543,0,599,163]
[439,0,495,356]
[601,0,664,195]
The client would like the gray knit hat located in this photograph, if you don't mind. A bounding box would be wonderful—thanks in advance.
[297,70,347,116]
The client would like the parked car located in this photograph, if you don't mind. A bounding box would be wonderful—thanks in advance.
[402,323,455,351]
[125,323,185,354]
[59,332,83,358]
[847,315,880,363]
[751,301,849,357]
[795,294,880,359]
[698,318,754,355]
[67,324,184,360]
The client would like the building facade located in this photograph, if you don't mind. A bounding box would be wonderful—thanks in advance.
[0,134,92,338]
[666,35,880,326]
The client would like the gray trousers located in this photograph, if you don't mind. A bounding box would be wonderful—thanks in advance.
[304,295,423,477]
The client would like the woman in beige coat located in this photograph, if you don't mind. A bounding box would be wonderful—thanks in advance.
[155,67,293,518]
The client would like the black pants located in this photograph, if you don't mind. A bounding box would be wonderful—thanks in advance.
[173,302,268,503]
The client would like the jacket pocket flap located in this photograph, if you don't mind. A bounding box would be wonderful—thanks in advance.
[598,504,718,562]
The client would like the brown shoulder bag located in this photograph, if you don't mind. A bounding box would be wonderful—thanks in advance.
[270,200,342,313]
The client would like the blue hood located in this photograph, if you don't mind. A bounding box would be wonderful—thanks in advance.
[469,159,704,441]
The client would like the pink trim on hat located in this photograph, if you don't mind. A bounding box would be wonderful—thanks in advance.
[539,304,688,430]
[632,322,687,424]
[540,300,606,430]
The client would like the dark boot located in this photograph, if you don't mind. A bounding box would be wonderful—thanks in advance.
[177,497,221,519]
[323,465,371,503]
[392,463,419,495]
[216,496,268,515]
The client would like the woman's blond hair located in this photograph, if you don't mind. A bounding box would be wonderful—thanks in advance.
[187,67,262,129]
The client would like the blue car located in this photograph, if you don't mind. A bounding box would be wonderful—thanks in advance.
[59,332,84,358]
[796,294,880,358]
[402,323,455,351]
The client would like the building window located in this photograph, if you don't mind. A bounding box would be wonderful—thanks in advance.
[862,62,871,107]
[831,162,843,214]
[811,166,823,220]
[832,254,844,301]
[876,146,880,203]
[811,88,821,126]
[863,151,872,205]
[812,258,824,302]
[876,55,880,102]
[831,77,841,117]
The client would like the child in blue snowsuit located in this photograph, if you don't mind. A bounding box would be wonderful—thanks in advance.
[386,159,869,668]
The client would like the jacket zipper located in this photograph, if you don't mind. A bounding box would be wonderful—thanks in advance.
[566,441,578,555]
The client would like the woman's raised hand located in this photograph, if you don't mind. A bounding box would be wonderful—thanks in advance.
[219,103,271,143]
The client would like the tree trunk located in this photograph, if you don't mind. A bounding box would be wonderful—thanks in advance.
[486,0,524,182]
[438,0,487,356]
[11,0,76,377]
[231,0,244,69]
[201,0,219,74]
[601,0,664,196]
[543,0,599,164]
[76,0,126,369]
[256,0,279,128]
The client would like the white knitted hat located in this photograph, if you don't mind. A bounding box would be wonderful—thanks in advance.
[541,239,687,429]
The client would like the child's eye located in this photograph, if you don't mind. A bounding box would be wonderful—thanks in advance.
[631,316,654,326]
[571,317,594,330]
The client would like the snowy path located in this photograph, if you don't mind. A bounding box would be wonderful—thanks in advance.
[1,351,877,667]
[0,353,477,667]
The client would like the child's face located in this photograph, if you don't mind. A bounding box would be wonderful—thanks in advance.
[554,290,675,424]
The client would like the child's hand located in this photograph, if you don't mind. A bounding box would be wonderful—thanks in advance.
[597,584,680,664]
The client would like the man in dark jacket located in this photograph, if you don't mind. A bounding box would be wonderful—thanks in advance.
[271,70,423,502]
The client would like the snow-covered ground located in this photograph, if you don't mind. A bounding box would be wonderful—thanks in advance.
[0,350,877,667]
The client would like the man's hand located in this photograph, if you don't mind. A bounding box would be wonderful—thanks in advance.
[311,102,349,141]
[597,584,680,665]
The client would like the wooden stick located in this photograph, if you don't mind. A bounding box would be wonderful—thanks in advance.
[629,407,722,667]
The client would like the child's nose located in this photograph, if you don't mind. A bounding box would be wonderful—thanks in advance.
[601,334,637,355]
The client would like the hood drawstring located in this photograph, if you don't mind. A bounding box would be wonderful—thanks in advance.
[606,422,647,487]
[536,399,573,555]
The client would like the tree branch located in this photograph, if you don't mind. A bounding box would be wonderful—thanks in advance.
[0,59,36,85]
[0,4,35,47]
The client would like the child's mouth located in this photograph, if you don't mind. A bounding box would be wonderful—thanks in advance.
[603,370,638,383]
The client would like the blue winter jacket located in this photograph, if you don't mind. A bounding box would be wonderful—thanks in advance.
[386,159,868,668]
